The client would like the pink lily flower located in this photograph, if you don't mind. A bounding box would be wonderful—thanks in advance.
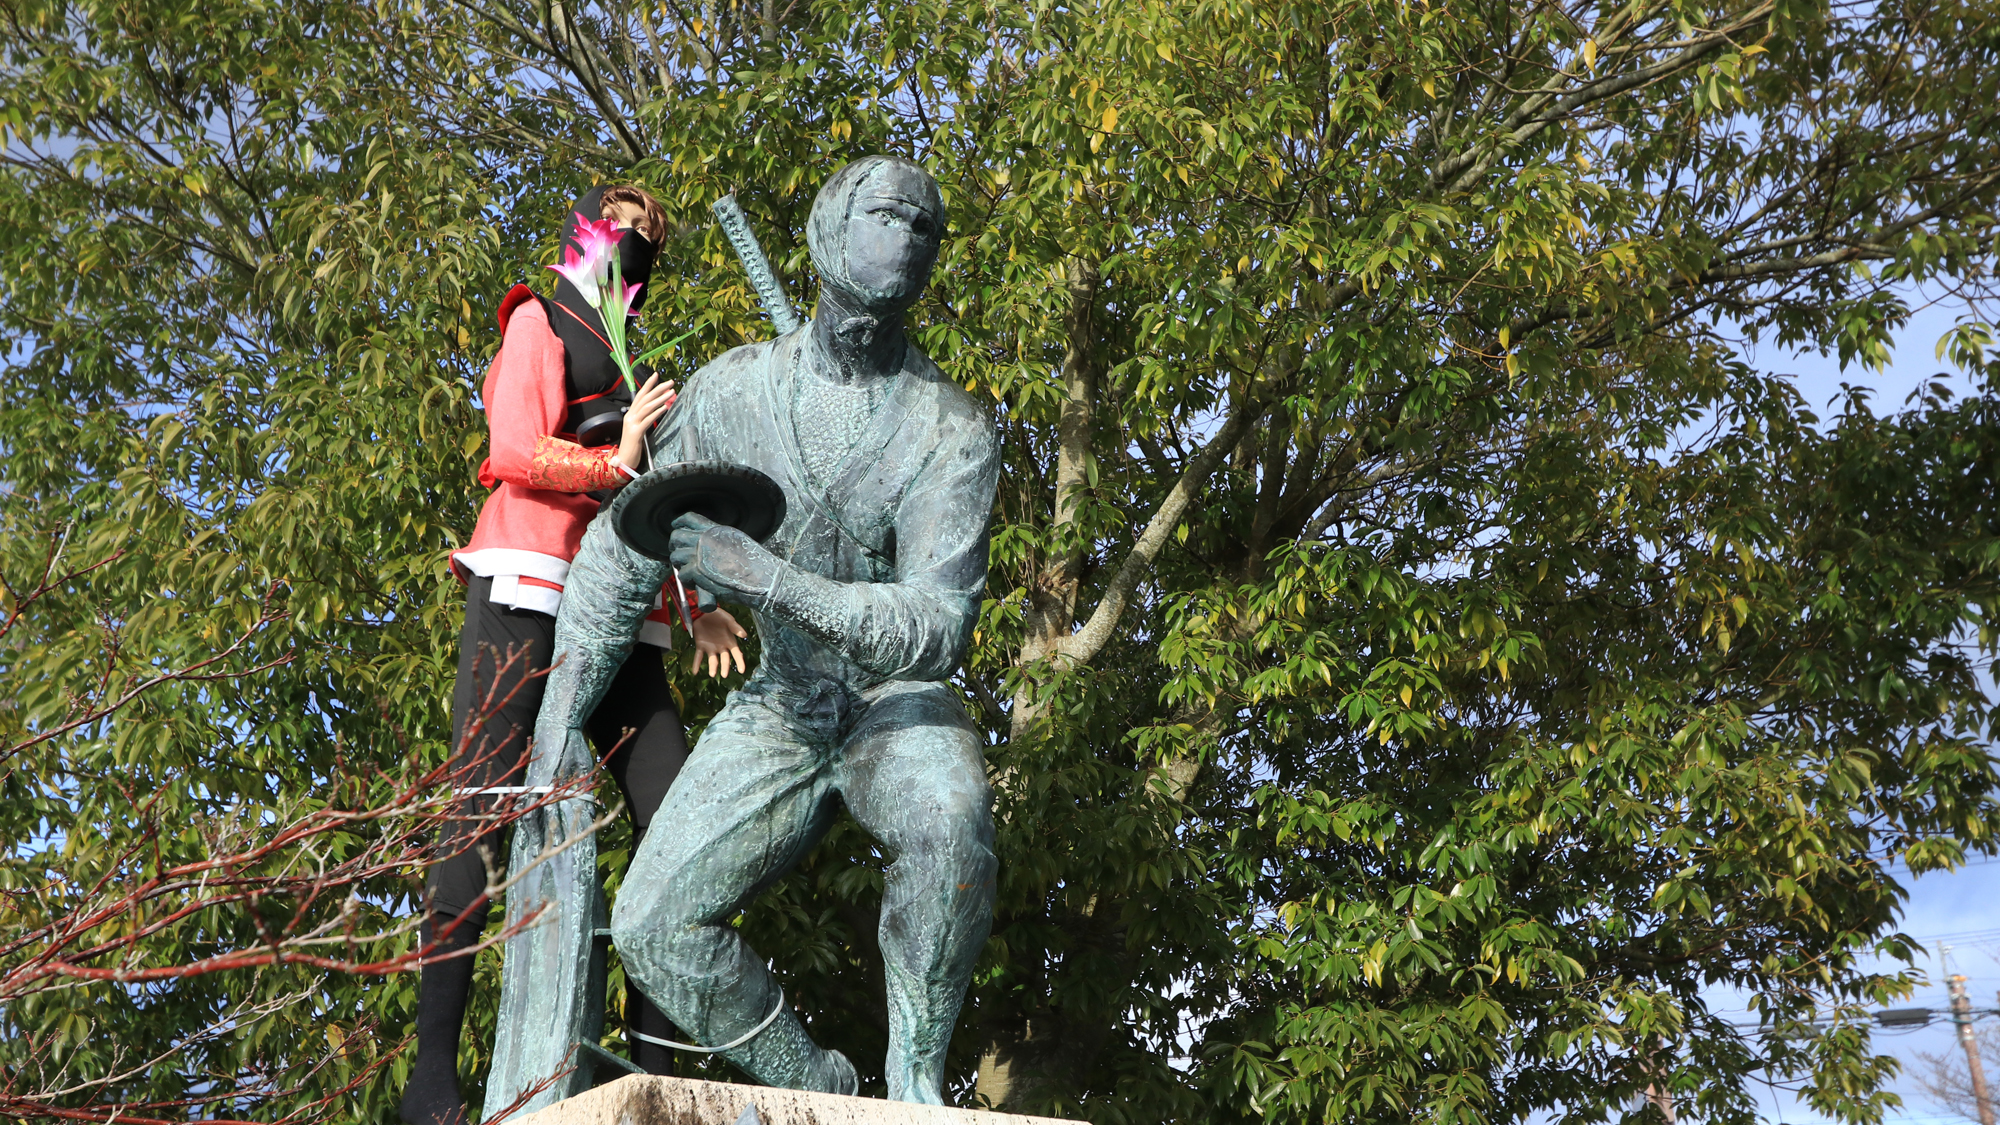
[546,213,631,307]
[571,212,627,267]
[546,245,606,308]
[548,210,645,395]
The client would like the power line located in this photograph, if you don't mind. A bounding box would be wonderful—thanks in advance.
[1723,1006,1999,1031]
[1926,927,2000,945]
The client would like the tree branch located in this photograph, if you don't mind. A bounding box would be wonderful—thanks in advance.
[1056,394,1270,669]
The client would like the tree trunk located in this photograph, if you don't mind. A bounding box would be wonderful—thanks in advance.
[979,254,1098,1110]
[1007,254,1100,745]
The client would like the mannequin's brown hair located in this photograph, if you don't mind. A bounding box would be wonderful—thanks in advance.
[600,185,668,247]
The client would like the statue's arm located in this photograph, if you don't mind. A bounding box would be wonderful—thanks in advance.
[551,358,710,670]
[528,494,672,781]
[673,409,999,682]
[644,371,697,464]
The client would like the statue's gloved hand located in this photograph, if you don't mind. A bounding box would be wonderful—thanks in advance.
[670,512,779,604]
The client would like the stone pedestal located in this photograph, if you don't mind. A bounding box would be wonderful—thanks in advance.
[509,1075,1074,1125]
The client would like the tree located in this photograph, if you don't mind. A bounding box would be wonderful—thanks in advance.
[3,0,1999,1122]
[1917,1018,2000,1124]
[0,3,540,1119]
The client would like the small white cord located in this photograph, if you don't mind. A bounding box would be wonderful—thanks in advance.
[450,785,557,796]
[672,570,696,635]
[631,988,786,1053]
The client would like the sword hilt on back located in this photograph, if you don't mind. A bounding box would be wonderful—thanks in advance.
[711,194,802,336]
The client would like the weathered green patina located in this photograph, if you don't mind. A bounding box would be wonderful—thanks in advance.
[486,157,998,1116]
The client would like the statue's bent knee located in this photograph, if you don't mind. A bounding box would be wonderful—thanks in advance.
[609,882,675,960]
[894,803,994,879]
[611,870,716,973]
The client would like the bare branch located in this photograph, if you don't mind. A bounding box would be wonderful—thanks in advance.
[1056,393,1271,670]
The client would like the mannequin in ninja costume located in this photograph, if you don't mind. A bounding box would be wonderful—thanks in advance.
[404,186,750,1125]
[527,156,998,1102]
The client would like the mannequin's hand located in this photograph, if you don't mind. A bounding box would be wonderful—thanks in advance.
[690,607,748,678]
[616,373,677,472]
[669,512,778,602]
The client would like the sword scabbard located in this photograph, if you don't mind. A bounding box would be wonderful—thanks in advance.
[712,193,802,336]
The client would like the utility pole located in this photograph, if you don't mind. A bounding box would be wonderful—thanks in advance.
[1643,1081,1676,1124]
[1950,969,1995,1125]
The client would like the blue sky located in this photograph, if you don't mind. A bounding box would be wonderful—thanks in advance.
[1729,284,1998,1125]
[1727,862,2000,1125]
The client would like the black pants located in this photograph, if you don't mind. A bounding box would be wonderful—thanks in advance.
[428,575,688,918]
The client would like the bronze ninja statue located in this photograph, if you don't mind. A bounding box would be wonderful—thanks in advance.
[524,155,999,1103]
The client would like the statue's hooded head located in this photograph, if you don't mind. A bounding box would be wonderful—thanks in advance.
[807,155,944,318]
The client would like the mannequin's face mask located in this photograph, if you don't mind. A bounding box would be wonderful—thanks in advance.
[617,227,657,309]
[808,158,944,316]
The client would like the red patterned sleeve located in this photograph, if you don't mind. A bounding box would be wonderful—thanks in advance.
[478,296,633,495]
[526,435,630,493]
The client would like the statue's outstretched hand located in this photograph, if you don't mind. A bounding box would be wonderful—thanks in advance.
[670,512,778,603]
